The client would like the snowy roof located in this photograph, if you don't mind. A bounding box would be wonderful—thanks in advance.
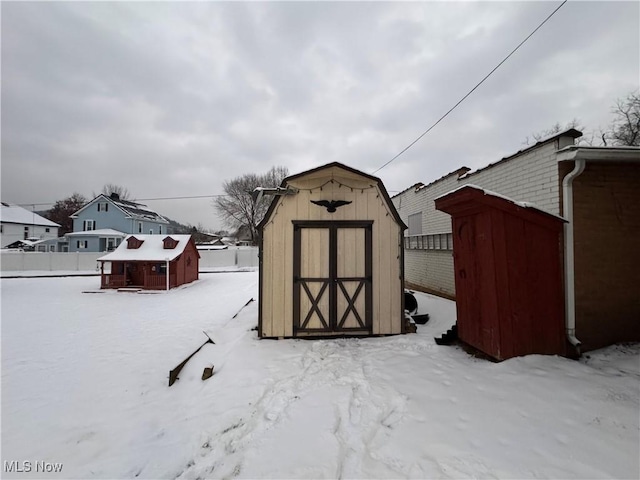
[98,234,195,262]
[66,229,127,237]
[71,194,170,224]
[435,184,567,222]
[457,129,582,181]
[0,203,60,227]
[196,245,228,250]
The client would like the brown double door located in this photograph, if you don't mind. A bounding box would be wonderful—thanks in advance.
[293,221,372,335]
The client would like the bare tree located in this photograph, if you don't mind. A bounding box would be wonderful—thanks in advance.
[44,193,88,235]
[97,184,133,201]
[214,166,289,245]
[523,119,582,145]
[608,91,640,146]
[526,91,640,148]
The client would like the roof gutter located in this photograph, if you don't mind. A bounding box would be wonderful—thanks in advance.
[561,157,586,354]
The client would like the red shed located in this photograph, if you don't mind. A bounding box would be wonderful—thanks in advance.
[435,185,567,360]
[98,234,200,290]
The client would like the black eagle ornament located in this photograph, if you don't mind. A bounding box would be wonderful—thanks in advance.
[310,199,352,213]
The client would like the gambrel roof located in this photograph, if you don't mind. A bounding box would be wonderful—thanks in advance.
[71,194,169,224]
[259,162,406,230]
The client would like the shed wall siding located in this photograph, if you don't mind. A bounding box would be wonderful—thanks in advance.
[261,171,403,337]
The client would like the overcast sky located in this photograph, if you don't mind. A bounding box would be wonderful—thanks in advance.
[2,1,638,231]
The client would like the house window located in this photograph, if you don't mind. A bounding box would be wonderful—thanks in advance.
[163,237,178,249]
[98,203,109,212]
[404,233,454,251]
[83,220,96,231]
[107,238,115,251]
[159,226,162,235]
[45,228,50,233]
[408,213,422,236]
[24,226,29,239]
[49,245,55,252]
[77,240,88,249]
[0,225,3,234]
[149,229,153,234]
[127,236,144,249]
[138,222,143,233]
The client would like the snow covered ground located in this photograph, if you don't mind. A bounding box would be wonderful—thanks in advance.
[1,273,638,479]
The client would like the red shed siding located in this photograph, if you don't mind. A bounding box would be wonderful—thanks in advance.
[100,236,200,290]
[437,187,566,360]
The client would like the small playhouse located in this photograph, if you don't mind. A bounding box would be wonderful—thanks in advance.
[258,162,407,338]
[98,234,200,290]
[435,185,567,360]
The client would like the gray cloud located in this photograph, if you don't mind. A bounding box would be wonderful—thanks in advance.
[2,1,638,229]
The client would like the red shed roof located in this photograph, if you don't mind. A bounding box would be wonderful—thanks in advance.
[435,184,567,228]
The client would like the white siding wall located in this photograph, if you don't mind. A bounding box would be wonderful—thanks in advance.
[1,223,60,248]
[393,135,576,297]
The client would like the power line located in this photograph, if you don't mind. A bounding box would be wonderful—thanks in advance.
[138,194,226,201]
[16,194,228,209]
[372,0,568,175]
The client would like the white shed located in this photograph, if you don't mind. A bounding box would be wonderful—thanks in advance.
[258,162,407,338]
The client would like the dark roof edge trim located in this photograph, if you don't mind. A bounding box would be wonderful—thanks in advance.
[258,162,407,230]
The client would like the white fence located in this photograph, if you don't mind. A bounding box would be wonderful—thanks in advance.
[0,247,259,273]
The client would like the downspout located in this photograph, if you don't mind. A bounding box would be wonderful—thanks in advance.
[562,158,586,353]
[166,258,170,292]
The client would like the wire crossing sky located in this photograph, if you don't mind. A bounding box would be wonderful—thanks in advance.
[372,0,568,175]
[2,1,637,230]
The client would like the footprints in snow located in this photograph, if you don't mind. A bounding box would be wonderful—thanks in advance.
[176,340,410,480]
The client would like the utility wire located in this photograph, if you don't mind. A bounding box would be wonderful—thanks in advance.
[17,194,227,208]
[138,194,226,201]
[372,0,568,175]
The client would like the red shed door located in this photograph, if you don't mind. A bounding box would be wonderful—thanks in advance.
[293,221,372,335]
[454,216,498,355]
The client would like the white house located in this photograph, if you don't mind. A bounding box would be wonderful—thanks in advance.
[1,203,60,248]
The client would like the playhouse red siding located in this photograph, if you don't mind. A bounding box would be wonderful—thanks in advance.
[99,235,200,290]
[175,242,199,285]
[435,186,566,360]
